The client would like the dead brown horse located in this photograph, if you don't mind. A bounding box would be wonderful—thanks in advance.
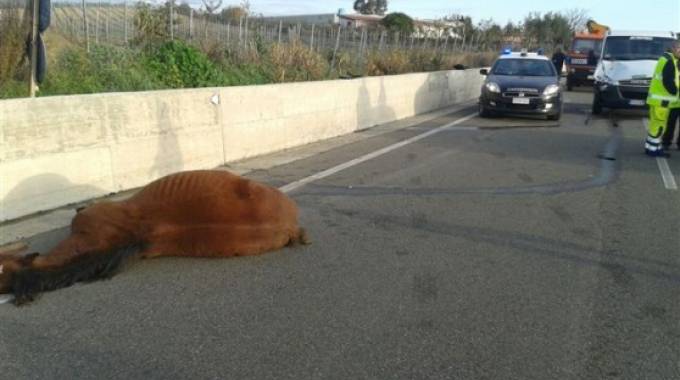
[0,170,309,305]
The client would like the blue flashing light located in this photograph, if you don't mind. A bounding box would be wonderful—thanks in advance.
[502,48,512,55]
[537,48,545,55]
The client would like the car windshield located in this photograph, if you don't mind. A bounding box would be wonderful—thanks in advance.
[491,59,556,77]
[603,36,675,61]
[571,39,603,57]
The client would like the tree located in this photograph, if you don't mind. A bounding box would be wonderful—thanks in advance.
[220,6,248,22]
[381,12,413,35]
[202,0,222,15]
[523,12,571,49]
[353,0,387,15]
[477,19,503,50]
[562,8,590,33]
[175,2,192,17]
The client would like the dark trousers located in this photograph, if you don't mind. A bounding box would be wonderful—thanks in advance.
[662,109,680,147]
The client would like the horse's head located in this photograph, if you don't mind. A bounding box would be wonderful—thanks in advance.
[0,253,38,294]
[69,201,142,252]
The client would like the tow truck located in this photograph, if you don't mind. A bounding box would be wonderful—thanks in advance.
[565,20,608,91]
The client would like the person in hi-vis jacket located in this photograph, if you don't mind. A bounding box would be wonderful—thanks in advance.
[645,40,680,157]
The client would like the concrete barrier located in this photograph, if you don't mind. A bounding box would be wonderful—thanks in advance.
[0,69,484,221]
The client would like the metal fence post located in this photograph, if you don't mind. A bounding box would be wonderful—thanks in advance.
[189,8,193,39]
[310,23,315,50]
[81,0,89,52]
[277,20,282,44]
[124,0,128,44]
[95,0,100,44]
[329,25,342,76]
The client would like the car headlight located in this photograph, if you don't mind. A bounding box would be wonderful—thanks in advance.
[485,82,500,93]
[543,84,560,96]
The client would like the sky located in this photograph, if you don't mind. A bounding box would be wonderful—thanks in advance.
[176,0,680,31]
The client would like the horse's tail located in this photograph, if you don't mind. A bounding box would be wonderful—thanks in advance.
[11,246,141,305]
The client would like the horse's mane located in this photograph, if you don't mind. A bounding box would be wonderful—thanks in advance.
[11,246,141,305]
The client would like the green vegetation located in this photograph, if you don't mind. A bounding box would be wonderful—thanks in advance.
[0,34,494,99]
[40,45,163,95]
[0,1,29,97]
[0,0,503,99]
[381,13,415,35]
[354,0,388,15]
[145,41,225,88]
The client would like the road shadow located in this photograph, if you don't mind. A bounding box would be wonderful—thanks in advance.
[1,173,107,223]
[149,100,184,179]
[413,72,450,115]
[356,77,396,131]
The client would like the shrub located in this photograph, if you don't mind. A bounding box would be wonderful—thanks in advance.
[0,79,28,98]
[145,40,226,88]
[269,42,328,82]
[0,3,28,85]
[366,50,411,76]
[41,48,103,94]
[381,13,414,35]
[133,2,176,47]
[40,45,164,95]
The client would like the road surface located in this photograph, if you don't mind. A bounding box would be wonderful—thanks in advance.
[1,89,679,380]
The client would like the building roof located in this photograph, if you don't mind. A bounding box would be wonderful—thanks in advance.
[607,30,676,38]
[338,14,384,22]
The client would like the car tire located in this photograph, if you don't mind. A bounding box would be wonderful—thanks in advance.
[479,103,491,118]
[547,112,561,121]
[592,91,603,115]
[566,77,574,91]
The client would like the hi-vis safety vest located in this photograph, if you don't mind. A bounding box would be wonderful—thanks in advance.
[647,52,680,108]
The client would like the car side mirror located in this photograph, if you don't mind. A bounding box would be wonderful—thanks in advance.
[479,69,488,76]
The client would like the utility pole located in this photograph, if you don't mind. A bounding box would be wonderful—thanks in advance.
[29,0,39,97]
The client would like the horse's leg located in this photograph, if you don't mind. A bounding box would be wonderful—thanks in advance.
[140,224,299,259]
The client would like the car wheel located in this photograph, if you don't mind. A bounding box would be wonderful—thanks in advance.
[566,78,574,91]
[479,103,491,118]
[547,112,561,121]
[592,91,603,115]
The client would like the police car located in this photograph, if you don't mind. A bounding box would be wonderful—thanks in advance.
[479,50,563,120]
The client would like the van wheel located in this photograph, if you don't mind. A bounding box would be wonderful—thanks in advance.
[548,113,561,121]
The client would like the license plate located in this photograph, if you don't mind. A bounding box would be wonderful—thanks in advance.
[629,99,645,106]
[512,97,530,105]
[571,59,588,65]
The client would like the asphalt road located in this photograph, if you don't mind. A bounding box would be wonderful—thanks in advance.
[1,89,679,380]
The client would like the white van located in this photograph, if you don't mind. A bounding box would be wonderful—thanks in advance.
[592,30,677,114]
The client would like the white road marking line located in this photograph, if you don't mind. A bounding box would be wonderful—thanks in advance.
[279,113,478,193]
[642,118,678,191]
[656,158,678,190]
